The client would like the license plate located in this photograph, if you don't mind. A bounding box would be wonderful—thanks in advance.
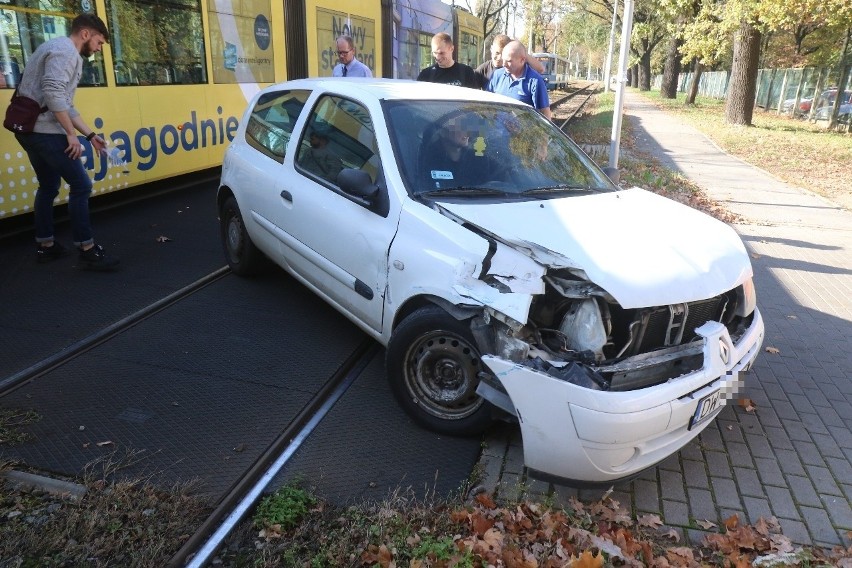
[689,390,721,430]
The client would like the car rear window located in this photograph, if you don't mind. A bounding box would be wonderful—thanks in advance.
[245,89,310,163]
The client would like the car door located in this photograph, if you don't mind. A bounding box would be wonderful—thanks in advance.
[266,93,398,334]
[234,88,311,262]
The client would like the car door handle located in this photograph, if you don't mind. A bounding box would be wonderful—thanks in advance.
[280,190,292,202]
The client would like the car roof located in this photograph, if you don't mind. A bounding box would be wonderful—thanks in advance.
[260,77,527,106]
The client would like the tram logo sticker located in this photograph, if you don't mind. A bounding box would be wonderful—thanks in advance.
[254,14,270,50]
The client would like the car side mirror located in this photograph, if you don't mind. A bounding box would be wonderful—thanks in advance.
[338,168,379,201]
[602,166,620,185]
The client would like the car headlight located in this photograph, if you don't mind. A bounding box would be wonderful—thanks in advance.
[735,277,757,317]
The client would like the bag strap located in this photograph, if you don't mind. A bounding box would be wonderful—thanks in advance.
[11,87,48,113]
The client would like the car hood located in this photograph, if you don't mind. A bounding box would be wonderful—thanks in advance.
[437,187,752,309]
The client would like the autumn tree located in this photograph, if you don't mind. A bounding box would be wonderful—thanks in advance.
[677,0,852,124]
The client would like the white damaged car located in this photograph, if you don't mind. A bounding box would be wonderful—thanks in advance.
[218,78,764,484]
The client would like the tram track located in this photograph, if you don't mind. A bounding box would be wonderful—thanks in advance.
[171,339,378,567]
[550,82,598,130]
[1,253,381,567]
[0,266,231,396]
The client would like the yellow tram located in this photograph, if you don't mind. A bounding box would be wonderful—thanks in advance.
[0,0,481,220]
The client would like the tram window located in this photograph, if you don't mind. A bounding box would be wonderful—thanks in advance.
[245,90,310,163]
[296,95,380,186]
[106,0,207,86]
[458,32,478,68]
[0,7,107,88]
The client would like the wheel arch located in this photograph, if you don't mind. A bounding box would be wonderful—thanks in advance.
[216,185,235,213]
[391,294,483,334]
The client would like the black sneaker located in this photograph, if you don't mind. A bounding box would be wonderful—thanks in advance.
[78,244,120,271]
[36,241,68,263]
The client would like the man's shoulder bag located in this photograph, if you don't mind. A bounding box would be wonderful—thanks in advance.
[3,88,48,134]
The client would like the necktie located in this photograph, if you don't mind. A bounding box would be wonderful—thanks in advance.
[342,65,347,77]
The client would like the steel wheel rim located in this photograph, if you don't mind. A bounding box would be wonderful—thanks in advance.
[226,212,242,264]
[403,329,484,420]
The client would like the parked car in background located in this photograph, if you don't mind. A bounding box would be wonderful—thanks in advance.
[782,89,851,115]
[218,78,764,484]
[814,103,852,123]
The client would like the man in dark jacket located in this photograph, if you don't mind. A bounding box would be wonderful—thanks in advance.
[417,33,480,89]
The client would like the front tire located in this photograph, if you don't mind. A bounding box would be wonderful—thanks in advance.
[220,195,267,276]
[386,305,494,436]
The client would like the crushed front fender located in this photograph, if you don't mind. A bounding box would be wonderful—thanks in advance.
[482,307,765,484]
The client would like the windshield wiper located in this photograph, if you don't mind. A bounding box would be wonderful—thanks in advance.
[419,186,518,197]
[520,184,600,195]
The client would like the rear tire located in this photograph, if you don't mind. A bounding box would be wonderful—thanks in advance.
[220,195,267,276]
[386,305,493,436]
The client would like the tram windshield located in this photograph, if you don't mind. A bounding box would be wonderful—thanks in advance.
[384,100,617,198]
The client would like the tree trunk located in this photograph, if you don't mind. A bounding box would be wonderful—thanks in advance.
[660,35,682,99]
[828,29,851,130]
[686,59,703,104]
[626,67,633,87]
[725,21,762,126]
[638,49,652,91]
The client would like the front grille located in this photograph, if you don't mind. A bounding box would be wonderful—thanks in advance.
[635,297,723,353]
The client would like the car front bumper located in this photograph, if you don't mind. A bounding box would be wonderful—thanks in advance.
[482,308,765,484]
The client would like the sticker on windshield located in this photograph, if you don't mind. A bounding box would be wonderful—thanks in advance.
[431,170,454,180]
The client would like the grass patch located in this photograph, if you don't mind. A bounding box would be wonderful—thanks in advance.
[0,409,40,445]
[0,455,211,567]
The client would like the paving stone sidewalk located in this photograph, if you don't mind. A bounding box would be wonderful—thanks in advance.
[477,90,852,549]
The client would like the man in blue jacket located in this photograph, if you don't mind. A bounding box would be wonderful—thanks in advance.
[487,40,551,120]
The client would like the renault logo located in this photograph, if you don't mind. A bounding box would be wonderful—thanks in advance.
[719,339,730,365]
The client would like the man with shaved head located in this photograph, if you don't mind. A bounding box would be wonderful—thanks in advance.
[474,34,545,86]
[486,40,551,120]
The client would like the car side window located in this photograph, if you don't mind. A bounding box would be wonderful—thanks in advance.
[296,95,381,185]
[245,90,310,163]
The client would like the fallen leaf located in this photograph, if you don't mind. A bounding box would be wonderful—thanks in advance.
[82,442,90,448]
[568,550,604,567]
[233,443,245,452]
[662,528,680,542]
[697,519,717,530]
[724,514,740,530]
[96,440,113,447]
[765,346,780,354]
[156,235,173,243]
[638,514,664,529]
[738,398,757,412]
[475,492,497,509]
[665,546,695,566]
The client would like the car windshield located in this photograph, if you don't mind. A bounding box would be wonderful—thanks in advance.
[383,100,618,198]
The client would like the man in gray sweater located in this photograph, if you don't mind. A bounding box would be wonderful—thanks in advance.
[14,13,119,270]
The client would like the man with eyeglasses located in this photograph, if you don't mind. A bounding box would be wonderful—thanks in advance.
[332,36,372,77]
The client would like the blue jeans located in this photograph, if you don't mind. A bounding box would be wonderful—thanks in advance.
[15,133,94,247]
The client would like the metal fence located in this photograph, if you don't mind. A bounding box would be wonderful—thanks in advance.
[652,66,852,119]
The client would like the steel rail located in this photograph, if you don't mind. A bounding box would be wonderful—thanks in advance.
[552,83,597,131]
[0,266,231,395]
[168,339,379,568]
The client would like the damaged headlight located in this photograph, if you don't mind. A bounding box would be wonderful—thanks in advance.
[735,277,757,317]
